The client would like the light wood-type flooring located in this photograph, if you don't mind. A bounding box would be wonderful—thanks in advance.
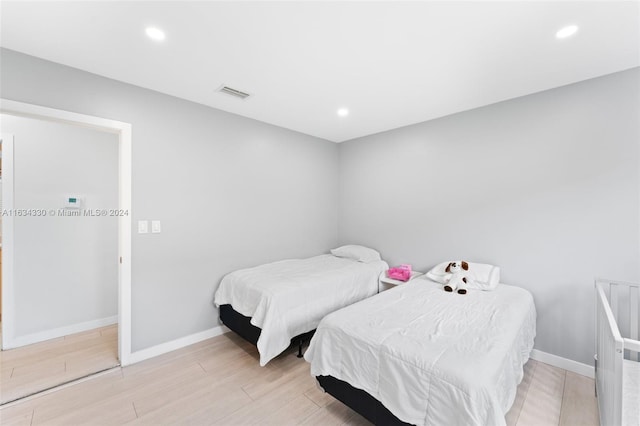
[0,331,599,425]
[0,324,119,405]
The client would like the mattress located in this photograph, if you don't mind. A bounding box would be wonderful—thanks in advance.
[215,254,387,366]
[305,276,536,426]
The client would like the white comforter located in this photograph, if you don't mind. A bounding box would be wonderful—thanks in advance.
[305,277,536,426]
[214,254,388,366]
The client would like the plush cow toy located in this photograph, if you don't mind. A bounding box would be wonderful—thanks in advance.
[444,261,469,294]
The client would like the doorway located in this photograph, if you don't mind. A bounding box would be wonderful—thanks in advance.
[0,100,132,403]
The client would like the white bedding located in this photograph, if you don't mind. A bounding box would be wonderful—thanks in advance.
[214,254,388,366]
[305,276,536,426]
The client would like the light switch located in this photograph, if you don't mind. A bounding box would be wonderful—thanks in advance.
[151,220,161,233]
[138,220,149,234]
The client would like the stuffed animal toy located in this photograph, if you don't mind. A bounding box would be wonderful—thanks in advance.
[443,261,469,294]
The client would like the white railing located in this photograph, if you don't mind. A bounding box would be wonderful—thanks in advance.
[595,278,640,426]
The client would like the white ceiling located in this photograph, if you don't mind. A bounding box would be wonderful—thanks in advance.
[1,1,638,142]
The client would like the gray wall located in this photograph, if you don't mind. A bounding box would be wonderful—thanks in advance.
[3,46,638,366]
[0,48,339,352]
[338,68,640,365]
[1,114,118,336]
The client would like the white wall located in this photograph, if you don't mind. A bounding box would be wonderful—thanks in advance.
[3,47,637,367]
[338,68,640,365]
[0,114,119,338]
[0,48,340,352]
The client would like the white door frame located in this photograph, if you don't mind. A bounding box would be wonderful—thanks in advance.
[0,99,133,366]
[1,133,15,351]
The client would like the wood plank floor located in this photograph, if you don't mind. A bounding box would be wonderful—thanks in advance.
[0,324,119,405]
[0,332,599,425]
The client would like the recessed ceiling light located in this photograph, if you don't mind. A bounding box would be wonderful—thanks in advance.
[556,25,578,39]
[337,108,349,117]
[145,27,166,41]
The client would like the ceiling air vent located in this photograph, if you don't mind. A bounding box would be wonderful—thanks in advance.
[217,85,251,100]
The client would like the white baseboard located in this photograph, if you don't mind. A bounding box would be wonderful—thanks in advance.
[126,325,230,366]
[530,349,595,379]
[4,315,118,349]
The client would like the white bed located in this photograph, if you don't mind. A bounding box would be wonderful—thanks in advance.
[305,276,536,426]
[215,253,388,366]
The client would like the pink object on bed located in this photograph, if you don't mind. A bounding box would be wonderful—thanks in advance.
[387,264,412,281]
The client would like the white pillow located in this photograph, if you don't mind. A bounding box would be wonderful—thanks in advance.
[426,261,500,291]
[330,245,381,263]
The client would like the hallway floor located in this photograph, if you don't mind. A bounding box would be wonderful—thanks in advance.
[0,324,119,405]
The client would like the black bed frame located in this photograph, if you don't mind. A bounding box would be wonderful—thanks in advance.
[219,304,315,358]
[221,305,410,424]
[316,375,412,426]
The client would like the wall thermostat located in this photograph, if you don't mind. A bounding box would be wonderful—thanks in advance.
[64,195,84,209]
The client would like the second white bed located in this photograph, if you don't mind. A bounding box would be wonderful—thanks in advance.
[305,276,536,426]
